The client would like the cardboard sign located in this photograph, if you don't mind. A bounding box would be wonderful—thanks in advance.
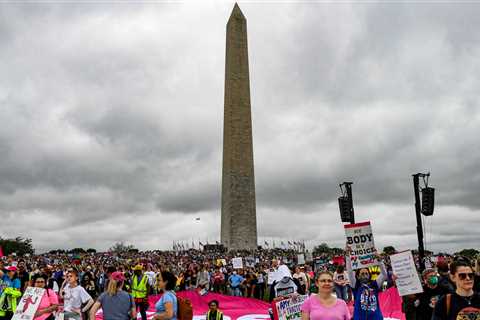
[390,251,424,296]
[245,256,255,268]
[344,221,378,270]
[272,294,308,320]
[314,258,329,272]
[12,287,45,320]
[297,254,305,265]
[232,257,243,269]
[305,252,313,262]
[267,271,277,285]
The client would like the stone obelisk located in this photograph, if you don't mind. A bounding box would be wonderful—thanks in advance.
[221,3,257,250]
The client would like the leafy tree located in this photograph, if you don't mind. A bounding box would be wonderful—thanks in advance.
[86,248,97,253]
[455,248,479,260]
[383,246,396,255]
[109,241,137,253]
[69,248,86,254]
[313,243,332,256]
[0,237,34,256]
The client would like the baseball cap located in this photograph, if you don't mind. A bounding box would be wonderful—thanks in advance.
[5,266,17,272]
[111,271,126,281]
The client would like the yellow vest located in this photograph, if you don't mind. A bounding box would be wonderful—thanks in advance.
[131,275,148,298]
[207,310,223,320]
[0,287,22,315]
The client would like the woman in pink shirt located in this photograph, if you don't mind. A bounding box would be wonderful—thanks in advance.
[301,271,350,320]
[33,274,59,320]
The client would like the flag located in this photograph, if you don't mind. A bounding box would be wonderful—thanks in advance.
[264,241,269,247]
[0,246,3,257]
[199,241,204,246]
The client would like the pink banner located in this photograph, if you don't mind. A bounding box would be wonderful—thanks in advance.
[95,288,404,320]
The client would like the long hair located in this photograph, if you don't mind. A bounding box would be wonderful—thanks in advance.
[106,278,124,296]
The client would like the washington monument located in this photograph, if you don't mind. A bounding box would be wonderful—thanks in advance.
[221,4,258,250]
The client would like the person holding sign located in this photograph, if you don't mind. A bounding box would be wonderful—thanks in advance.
[345,246,387,320]
[300,271,350,320]
[32,274,58,320]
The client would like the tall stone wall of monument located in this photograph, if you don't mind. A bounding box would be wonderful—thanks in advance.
[221,4,258,250]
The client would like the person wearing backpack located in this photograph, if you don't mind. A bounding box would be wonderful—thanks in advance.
[153,271,178,320]
[432,259,480,320]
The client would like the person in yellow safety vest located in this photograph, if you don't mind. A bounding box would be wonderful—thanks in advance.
[131,265,150,320]
[0,266,22,320]
[206,300,223,320]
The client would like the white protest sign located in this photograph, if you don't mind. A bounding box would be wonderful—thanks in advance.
[297,254,305,265]
[272,294,308,320]
[305,252,313,262]
[344,221,378,270]
[232,257,243,269]
[390,251,423,296]
[12,287,45,320]
[267,271,277,285]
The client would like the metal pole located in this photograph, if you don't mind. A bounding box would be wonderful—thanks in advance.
[413,174,426,272]
[346,183,355,224]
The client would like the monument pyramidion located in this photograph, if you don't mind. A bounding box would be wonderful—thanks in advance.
[220,3,258,250]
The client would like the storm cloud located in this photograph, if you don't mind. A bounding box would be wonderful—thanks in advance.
[0,2,479,253]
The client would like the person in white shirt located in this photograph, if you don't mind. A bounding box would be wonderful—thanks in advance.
[293,266,308,294]
[61,269,94,320]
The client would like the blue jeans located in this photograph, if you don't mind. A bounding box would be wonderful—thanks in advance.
[335,284,349,301]
[231,286,242,296]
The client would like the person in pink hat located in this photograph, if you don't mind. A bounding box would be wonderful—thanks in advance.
[0,266,22,320]
[89,272,136,320]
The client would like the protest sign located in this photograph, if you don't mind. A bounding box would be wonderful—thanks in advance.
[297,254,305,265]
[390,251,423,296]
[12,287,45,320]
[344,221,378,270]
[272,294,308,320]
[232,257,243,269]
[313,258,329,272]
[305,252,313,262]
[267,271,277,285]
[246,257,255,268]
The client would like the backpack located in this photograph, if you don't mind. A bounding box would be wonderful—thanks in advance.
[177,296,193,320]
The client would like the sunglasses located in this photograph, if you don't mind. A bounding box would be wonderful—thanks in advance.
[458,273,474,280]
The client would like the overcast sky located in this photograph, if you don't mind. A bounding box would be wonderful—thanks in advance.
[1,1,479,253]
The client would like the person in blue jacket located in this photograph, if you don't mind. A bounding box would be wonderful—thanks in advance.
[346,247,387,320]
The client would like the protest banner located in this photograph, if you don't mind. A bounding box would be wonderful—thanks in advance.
[390,251,423,296]
[297,254,305,265]
[344,221,378,270]
[272,294,308,320]
[12,287,45,320]
[232,257,243,269]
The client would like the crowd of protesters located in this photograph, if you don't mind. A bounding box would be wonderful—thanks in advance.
[0,246,479,320]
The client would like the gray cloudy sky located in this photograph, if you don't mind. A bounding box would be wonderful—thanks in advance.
[1,1,479,253]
